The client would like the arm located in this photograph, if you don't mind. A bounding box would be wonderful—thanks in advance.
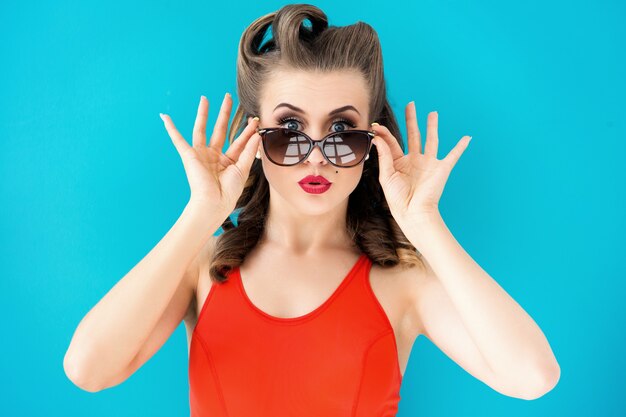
[404,213,561,399]
[369,105,560,399]
[63,201,227,392]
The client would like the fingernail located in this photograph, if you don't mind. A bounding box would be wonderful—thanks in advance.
[371,122,379,127]
[159,113,165,121]
[252,116,260,122]
[224,92,230,99]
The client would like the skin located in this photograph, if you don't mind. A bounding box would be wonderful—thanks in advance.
[190,68,419,378]
[133,67,559,398]
[186,68,559,396]
[254,67,371,255]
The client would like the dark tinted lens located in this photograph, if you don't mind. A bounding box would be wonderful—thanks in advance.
[263,129,311,165]
[263,129,370,167]
[322,132,370,167]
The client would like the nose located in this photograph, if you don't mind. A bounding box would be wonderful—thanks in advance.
[304,142,328,166]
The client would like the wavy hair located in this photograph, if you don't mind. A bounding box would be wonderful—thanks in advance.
[208,3,424,283]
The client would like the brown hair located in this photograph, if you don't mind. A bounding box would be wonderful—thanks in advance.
[209,3,424,283]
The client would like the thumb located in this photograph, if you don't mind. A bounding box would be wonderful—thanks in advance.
[235,133,261,178]
[372,137,394,184]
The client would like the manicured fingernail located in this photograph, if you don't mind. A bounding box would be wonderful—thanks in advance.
[371,122,379,127]
[252,116,260,122]
[159,113,165,121]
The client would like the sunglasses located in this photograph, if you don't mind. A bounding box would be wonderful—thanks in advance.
[256,127,376,168]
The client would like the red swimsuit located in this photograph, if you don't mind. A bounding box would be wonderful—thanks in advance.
[188,253,402,417]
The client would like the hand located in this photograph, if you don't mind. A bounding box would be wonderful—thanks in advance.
[160,93,261,214]
[370,102,471,224]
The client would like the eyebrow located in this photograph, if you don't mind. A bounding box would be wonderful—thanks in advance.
[273,102,361,117]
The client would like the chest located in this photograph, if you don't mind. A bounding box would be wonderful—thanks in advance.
[188,254,419,378]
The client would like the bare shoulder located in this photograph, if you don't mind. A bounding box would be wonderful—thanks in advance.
[370,255,431,339]
[193,234,219,289]
[183,234,219,323]
[370,255,430,299]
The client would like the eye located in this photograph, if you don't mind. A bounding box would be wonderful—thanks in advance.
[330,117,357,132]
[276,115,358,132]
[276,116,303,131]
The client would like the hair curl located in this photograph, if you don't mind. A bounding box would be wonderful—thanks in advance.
[208,3,425,283]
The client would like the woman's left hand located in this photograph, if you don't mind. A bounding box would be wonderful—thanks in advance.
[370,102,471,225]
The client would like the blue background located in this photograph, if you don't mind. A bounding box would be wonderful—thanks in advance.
[2,0,624,416]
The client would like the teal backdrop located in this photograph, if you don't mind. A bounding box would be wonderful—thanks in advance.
[1,0,623,416]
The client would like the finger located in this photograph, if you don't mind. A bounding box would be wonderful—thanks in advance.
[405,101,422,155]
[372,136,395,185]
[442,136,472,169]
[160,113,191,156]
[192,95,209,148]
[224,117,260,162]
[208,92,233,151]
[424,111,439,158]
[369,123,404,160]
[234,129,262,179]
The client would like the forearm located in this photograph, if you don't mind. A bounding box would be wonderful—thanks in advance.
[64,201,226,389]
[402,213,560,383]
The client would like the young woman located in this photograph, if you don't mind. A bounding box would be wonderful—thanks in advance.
[64,4,560,416]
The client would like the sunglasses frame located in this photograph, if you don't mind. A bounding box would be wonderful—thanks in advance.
[256,127,376,168]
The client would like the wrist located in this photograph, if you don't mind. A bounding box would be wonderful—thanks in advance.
[187,196,229,213]
[398,211,447,250]
[183,200,231,229]
[397,209,443,229]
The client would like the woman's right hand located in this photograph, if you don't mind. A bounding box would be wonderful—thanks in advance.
[160,93,261,214]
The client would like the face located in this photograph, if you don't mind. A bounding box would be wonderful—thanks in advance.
[257,68,371,216]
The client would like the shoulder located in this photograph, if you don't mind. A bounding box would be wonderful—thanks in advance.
[197,233,219,271]
[370,256,431,338]
[370,255,430,294]
[185,234,219,312]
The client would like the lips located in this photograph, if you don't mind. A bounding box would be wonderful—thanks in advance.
[298,175,331,185]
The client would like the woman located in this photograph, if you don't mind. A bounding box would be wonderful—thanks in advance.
[63,4,560,416]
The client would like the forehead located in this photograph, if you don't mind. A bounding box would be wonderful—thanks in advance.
[260,68,369,116]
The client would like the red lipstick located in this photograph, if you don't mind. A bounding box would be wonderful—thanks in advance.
[298,175,331,185]
[298,175,332,194]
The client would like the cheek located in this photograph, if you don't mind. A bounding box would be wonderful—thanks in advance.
[261,161,299,197]
[260,159,283,185]
[339,166,365,191]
